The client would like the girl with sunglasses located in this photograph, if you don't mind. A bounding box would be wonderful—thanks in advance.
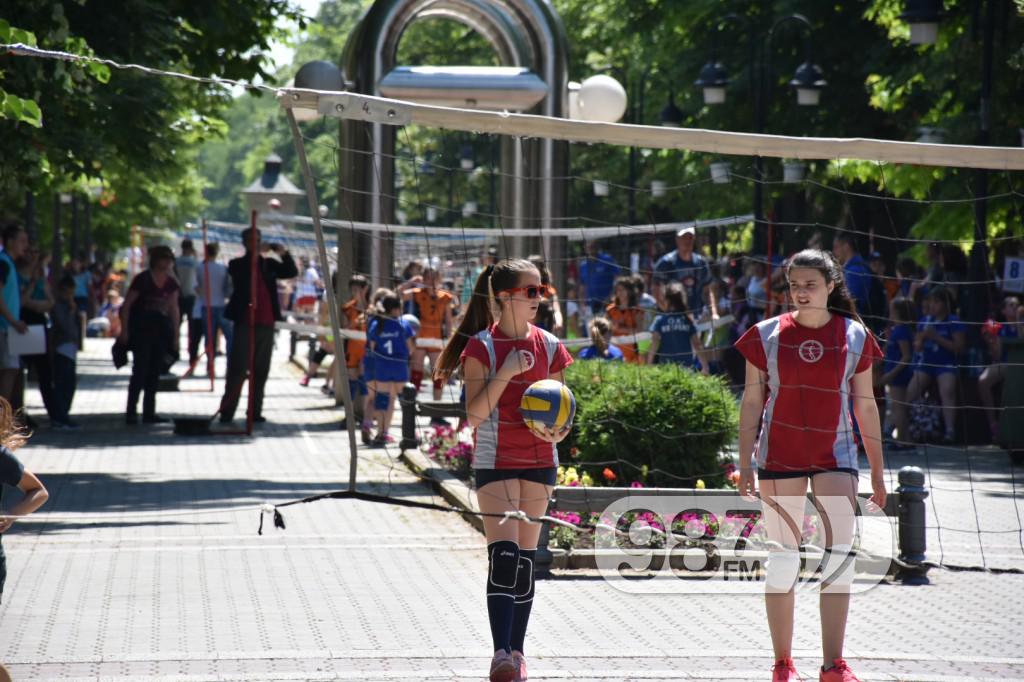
[435,259,572,682]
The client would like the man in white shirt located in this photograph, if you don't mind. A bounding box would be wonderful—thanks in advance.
[186,242,233,375]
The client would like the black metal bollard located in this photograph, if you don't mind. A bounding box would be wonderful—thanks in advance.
[535,520,553,579]
[896,465,930,584]
[399,383,419,452]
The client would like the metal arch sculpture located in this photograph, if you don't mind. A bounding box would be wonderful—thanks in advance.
[337,0,571,286]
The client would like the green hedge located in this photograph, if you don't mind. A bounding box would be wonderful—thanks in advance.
[559,360,738,487]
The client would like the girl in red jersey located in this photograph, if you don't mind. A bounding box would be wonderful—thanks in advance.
[734,249,887,682]
[434,259,572,682]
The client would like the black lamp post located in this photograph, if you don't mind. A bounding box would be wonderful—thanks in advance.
[896,0,996,325]
[692,13,826,256]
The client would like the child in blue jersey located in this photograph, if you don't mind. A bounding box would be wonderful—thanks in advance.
[646,282,707,373]
[907,287,966,444]
[578,317,624,361]
[877,298,916,447]
[365,292,414,446]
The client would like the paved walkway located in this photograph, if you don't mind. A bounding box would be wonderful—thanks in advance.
[1,335,1022,681]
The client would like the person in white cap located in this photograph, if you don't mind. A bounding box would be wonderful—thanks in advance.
[653,226,717,319]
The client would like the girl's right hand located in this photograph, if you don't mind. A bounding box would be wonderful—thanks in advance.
[498,349,535,379]
[736,467,757,501]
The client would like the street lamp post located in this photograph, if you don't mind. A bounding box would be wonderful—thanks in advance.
[896,0,998,325]
[694,13,826,256]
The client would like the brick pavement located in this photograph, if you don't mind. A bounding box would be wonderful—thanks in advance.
[0,336,1022,681]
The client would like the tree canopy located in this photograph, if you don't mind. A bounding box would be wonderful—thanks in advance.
[0,0,305,250]
[3,0,1021,259]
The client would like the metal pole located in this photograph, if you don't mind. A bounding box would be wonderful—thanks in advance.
[286,107,361,493]
[752,26,767,258]
[70,194,80,261]
[51,195,62,287]
[83,199,92,264]
[246,211,257,437]
[203,219,215,390]
[969,0,996,327]
[24,191,35,242]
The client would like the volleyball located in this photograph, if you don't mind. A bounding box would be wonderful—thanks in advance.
[401,313,420,336]
[520,379,576,436]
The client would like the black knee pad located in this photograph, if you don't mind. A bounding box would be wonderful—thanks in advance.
[487,541,520,598]
[515,549,536,604]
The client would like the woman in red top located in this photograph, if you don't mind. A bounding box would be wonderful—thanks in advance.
[119,246,180,424]
[435,259,572,682]
[734,249,886,682]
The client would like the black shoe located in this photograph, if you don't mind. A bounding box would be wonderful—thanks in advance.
[23,415,39,429]
[253,416,267,424]
[218,416,233,424]
[142,415,169,424]
[126,413,139,425]
[371,435,387,447]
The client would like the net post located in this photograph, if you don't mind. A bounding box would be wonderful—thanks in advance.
[896,465,930,585]
[202,218,214,390]
[285,106,361,493]
[246,210,257,436]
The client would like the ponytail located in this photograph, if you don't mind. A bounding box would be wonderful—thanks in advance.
[787,249,864,325]
[589,316,612,356]
[435,266,495,381]
[434,258,538,380]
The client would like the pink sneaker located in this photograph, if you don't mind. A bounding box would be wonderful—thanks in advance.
[819,658,860,681]
[299,375,310,387]
[489,650,516,682]
[772,657,803,681]
[511,650,527,681]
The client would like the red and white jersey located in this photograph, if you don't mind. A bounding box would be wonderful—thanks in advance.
[461,323,573,469]
[735,312,882,473]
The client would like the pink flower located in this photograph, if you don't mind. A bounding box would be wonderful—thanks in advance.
[630,481,644,488]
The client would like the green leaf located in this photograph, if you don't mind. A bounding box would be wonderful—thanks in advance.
[19,98,42,127]
[86,61,111,84]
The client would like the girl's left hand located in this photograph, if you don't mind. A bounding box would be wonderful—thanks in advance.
[534,424,571,443]
[869,474,887,511]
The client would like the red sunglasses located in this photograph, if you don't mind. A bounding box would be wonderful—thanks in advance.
[501,284,552,299]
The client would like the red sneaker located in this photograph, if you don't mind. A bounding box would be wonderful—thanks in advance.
[299,375,310,387]
[819,658,860,682]
[489,650,516,682]
[511,650,527,681]
[772,657,803,681]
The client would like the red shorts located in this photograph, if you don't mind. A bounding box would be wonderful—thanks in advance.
[295,295,318,308]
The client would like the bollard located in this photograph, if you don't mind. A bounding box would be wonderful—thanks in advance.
[399,383,419,452]
[535,520,553,579]
[896,465,930,584]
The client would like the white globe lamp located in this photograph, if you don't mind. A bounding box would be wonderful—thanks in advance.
[577,75,628,123]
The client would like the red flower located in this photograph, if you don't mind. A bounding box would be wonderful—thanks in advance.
[569,447,579,458]
[602,467,617,482]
